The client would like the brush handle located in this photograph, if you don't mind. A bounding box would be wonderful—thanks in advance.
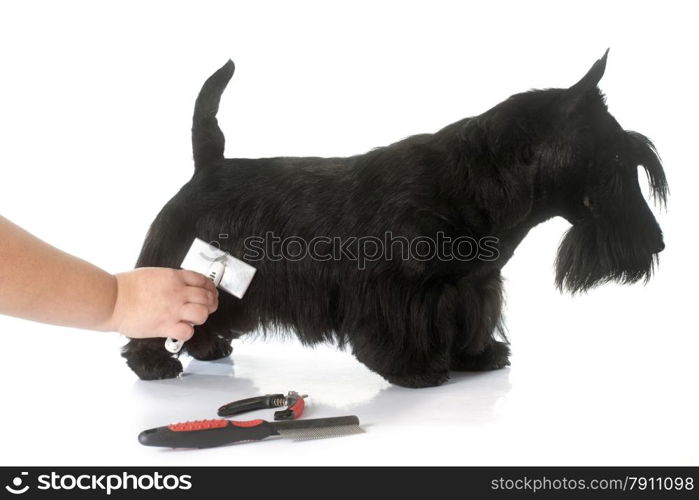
[138,419,276,448]
[164,337,184,354]
[217,394,286,417]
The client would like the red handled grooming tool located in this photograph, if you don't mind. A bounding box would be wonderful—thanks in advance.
[138,415,362,449]
[217,391,306,420]
[273,392,305,421]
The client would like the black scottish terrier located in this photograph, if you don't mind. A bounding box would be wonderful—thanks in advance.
[123,51,667,387]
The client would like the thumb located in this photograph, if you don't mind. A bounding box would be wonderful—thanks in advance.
[168,322,195,341]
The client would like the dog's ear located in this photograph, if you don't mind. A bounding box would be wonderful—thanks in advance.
[561,49,609,114]
[568,49,609,94]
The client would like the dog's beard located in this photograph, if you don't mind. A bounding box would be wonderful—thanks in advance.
[554,218,659,293]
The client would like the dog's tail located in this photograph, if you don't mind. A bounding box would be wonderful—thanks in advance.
[192,59,235,168]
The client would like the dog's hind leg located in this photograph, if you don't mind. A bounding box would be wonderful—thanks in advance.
[122,338,183,380]
[449,272,510,371]
[184,326,234,361]
[183,297,252,361]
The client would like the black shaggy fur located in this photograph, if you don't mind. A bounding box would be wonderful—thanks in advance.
[122,51,667,387]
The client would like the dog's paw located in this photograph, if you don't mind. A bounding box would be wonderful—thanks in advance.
[385,371,450,388]
[451,341,510,371]
[186,336,233,361]
[128,357,183,380]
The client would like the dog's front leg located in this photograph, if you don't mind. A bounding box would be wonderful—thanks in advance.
[450,271,510,371]
[451,340,510,371]
[349,285,458,388]
[352,336,451,389]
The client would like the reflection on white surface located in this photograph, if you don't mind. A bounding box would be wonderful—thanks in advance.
[0,311,697,465]
[130,342,513,432]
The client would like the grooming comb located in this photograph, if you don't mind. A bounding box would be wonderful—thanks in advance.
[138,415,363,449]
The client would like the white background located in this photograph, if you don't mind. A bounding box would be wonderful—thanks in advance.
[0,1,696,466]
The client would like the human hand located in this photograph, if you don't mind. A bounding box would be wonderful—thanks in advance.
[107,268,218,339]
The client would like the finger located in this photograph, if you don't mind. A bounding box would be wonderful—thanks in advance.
[207,288,219,313]
[179,270,216,292]
[210,291,219,313]
[184,286,218,313]
[169,322,194,341]
[185,286,213,307]
[179,303,210,326]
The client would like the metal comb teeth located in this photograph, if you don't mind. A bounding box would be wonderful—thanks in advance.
[271,415,363,441]
[276,424,365,441]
